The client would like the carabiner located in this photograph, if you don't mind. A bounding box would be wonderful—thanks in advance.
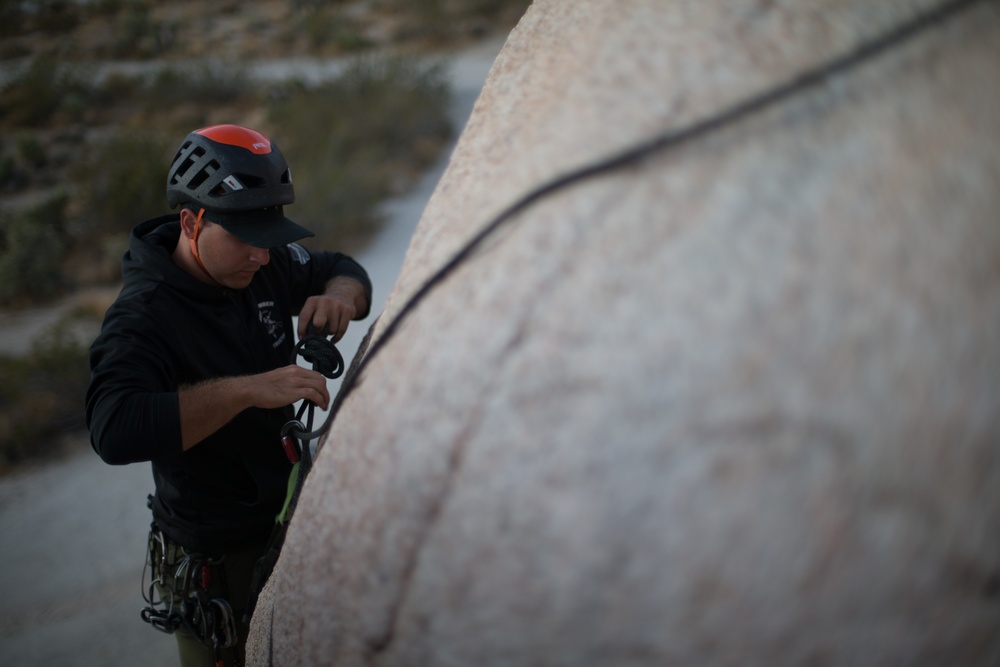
[280,420,305,463]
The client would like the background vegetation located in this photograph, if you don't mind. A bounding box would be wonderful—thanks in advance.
[0,0,532,471]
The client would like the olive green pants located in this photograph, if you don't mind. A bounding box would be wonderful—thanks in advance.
[150,532,266,667]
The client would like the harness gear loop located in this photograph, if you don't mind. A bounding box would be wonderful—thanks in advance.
[140,521,237,651]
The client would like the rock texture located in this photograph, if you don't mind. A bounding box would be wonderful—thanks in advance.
[248,1,1000,664]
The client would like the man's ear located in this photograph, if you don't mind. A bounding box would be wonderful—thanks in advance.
[178,208,198,239]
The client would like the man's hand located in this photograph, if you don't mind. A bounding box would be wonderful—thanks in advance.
[177,365,331,451]
[297,276,369,341]
[246,365,331,411]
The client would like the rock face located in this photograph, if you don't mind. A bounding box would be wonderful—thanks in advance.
[247,1,1000,664]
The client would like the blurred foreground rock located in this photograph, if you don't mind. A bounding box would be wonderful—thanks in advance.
[249,1,1000,664]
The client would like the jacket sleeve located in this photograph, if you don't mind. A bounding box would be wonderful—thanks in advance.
[85,300,184,465]
[280,243,373,320]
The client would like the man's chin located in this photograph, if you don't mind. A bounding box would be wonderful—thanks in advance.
[226,273,256,289]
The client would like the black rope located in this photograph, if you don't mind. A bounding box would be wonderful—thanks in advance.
[324,0,986,425]
[288,331,344,445]
[241,330,345,625]
[297,335,345,380]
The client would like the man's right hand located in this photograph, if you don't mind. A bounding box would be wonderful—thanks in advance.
[246,364,331,411]
[177,365,330,451]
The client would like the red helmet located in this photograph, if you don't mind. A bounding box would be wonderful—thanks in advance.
[166,125,311,247]
[167,124,295,212]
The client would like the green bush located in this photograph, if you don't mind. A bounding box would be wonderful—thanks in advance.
[289,0,342,10]
[0,57,63,128]
[73,133,172,237]
[16,134,47,169]
[268,56,452,248]
[35,0,82,33]
[297,10,372,52]
[0,1,24,37]
[0,56,96,129]
[111,4,176,58]
[0,316,93,468]
[467,0,532,18]
[0,194,71,306]
[145,65,253,114]
[90,0,125,17]
[387,0,532,43]
[0,152,25,190]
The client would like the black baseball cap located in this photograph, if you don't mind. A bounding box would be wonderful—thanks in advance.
[205,205,314,248]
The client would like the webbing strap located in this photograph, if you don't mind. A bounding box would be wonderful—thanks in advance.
[276,462,300,526]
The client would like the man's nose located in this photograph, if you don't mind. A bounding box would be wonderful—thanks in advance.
[251,247,270,265]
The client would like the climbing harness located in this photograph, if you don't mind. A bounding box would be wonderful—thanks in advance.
[140,516,239,666]
[243,325,344,623]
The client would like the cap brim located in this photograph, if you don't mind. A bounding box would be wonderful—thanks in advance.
[210,207,314,248]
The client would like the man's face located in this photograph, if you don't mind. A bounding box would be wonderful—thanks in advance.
[196,219,271,289]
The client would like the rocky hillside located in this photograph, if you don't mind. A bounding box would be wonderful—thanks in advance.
[0,0,529,62]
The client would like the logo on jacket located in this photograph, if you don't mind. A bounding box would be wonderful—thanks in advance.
[257,301,286,348]
[288,243,310,265]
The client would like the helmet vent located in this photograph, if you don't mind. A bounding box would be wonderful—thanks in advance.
[234,173,266,189]
[187,159,221,191]
[170,146,208,184]
[171,157,194,184]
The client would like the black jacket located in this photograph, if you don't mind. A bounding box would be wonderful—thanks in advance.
[86,215,371,554]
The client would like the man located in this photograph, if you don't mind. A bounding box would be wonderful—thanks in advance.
[86,124,371,667]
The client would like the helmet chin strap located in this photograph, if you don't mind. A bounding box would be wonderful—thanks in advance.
[189,208,215,281]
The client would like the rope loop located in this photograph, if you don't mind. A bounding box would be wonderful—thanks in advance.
[282,328,343,448]
[294,334,344,380]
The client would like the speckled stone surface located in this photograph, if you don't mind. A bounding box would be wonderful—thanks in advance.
[248,1,1000,664]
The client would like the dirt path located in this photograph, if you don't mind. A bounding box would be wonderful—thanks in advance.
[0,36,502,666]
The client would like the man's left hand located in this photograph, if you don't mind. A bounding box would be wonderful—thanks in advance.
[298,277,368,341]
